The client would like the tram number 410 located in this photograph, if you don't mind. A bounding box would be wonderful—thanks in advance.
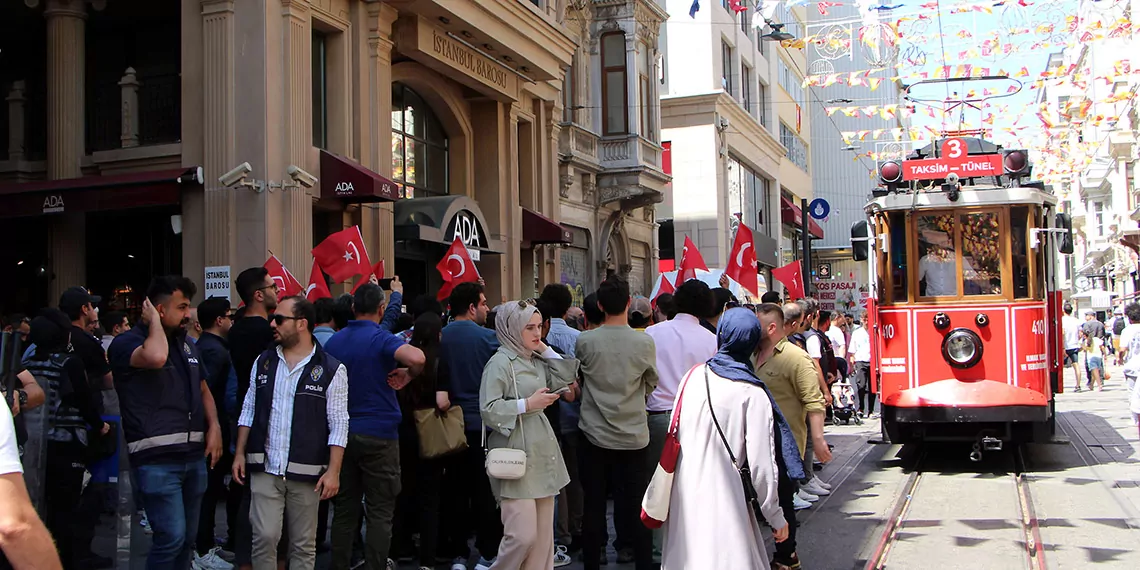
[881,324,896,339]
[1030,320,1046,335]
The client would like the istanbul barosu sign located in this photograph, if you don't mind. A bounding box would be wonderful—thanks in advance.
[399,17,519,101]
[204,266,231,303]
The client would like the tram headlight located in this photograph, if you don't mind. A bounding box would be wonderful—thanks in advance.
[942,328,983,369]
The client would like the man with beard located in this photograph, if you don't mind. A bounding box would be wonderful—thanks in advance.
[109,277,223,570]
[233,297,348,570]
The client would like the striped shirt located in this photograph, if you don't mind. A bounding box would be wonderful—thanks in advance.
[238,345,350,477]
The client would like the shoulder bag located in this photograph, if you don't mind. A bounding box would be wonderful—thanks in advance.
[704,366,771,529]
[640,365,696,529]
[484,361,527,480]
[413,360,468,459]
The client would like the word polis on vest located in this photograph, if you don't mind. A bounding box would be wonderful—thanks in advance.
[814,280,869,313]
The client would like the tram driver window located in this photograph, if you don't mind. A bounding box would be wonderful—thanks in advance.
[961,212,1002,296]
[1011,206,1031,298]
[889,212,908,302]
[917,214,958,297]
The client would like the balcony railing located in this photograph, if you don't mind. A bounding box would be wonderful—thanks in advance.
[558,122,599,166]
[596,133,665,172]
[86,68,180,153]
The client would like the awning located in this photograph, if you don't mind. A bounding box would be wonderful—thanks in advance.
[319,150,399,202]
[522,207,571,245]
[393,194,503,253]
[1070,288,1118,308]
[0,167,202,219]
[780,196,824,239]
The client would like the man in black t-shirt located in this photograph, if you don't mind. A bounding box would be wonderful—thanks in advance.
[59,287,112,395]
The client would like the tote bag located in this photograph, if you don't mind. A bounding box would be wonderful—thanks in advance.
[414,406,467,459]
[641,366,696,529]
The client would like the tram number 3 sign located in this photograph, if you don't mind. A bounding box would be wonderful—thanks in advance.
[901,138,1003,181]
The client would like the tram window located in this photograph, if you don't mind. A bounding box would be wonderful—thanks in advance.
[961,212,1002,296]
[1011,206,1030,298]
[889,212,908,302]
[916,214,958,297]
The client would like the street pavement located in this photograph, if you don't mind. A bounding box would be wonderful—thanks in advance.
[92,362,1140,569]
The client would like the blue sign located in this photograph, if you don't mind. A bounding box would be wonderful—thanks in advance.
[808,198,831,220]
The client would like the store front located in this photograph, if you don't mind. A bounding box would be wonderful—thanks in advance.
[394,195,501,299]
[0,167,202,315]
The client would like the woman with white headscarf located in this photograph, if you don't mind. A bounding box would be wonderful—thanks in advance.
[480,300,580,570]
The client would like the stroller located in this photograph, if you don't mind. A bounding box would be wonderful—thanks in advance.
[831,378,862,425]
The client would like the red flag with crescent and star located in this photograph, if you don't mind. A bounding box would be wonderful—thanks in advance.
[652,273,675,306]
[312,226,373,283]
[772,261,805,300]
[725,223,759,298]
[674,236,709,288]
[263,255,304,299]
[436,238,481,301]
[305,260,332,302]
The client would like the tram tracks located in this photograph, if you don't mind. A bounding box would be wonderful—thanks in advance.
[863,445,1046,570]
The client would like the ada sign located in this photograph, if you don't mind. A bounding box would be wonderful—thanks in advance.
[204,266,231,303]
[902,137,1002,180]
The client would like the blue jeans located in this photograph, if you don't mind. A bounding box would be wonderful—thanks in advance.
[135,460,208,570]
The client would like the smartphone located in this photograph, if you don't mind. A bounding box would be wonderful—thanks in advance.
[553,386,572,395]
[377,278,394,290]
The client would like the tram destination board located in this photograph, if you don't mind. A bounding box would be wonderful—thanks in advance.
[901,137,1003,181]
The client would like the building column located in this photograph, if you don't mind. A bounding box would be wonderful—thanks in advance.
[541,102,562,288]
[44,0,87,301]
[280,0,312,276]
[360,1,398,271]
[201,0,237,272]
[473,101,518,303]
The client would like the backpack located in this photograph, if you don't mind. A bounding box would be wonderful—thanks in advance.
[1114,317,1126,336]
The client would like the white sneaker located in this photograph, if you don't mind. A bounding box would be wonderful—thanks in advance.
[811,475,832,490]
[193,549,234,570]
[802,479,831,496]
[792,493,813,510]
[554,545,572,567]
[451,558,467,570]
[797,489,819,502]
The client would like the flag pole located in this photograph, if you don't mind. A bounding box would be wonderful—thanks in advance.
[801,197,812,298]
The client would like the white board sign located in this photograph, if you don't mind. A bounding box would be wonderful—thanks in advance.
[204,265,232,303]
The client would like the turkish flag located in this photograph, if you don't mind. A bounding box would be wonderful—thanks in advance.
[652,273,675,306]
[264,255,304,299]
[372,260,385,280]
[436,238,480,301]
[726,223,759,298]
[772,261,805,300]
[312,226,373,283]
[305,260,332,302]
[674,236,709,288]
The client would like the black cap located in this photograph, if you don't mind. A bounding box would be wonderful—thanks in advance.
[59,286,102,315]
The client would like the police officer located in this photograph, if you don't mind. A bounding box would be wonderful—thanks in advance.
[232,296,348,570]
[109,276,223,570]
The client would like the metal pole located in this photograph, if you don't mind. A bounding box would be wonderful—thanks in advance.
[802,197,812,295]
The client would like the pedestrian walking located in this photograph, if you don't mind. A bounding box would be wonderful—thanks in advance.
[233,296,349,570]
[575,276,658,570]
[324,283,425,570]
[1062,304,1083,391]
[848,310,874,416]
[109,276,224,570]
[480,300,579,570]
[660,308,788,570]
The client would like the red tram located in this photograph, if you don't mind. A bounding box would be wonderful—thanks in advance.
[850,136,1073,454]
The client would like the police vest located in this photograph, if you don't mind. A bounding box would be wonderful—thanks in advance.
[245,345,341,482]
[24,353,87,442]
[805,329,837,378]
[113,326,206,464]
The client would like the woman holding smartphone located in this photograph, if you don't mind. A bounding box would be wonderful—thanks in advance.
[479,300,580,570]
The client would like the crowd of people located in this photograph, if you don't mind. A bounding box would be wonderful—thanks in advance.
[0,268,881,570]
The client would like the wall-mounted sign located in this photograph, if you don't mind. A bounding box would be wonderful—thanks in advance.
[398,17,519,102]
[446,210,488,250]
[817,262,832,280]
[204,266,232,303]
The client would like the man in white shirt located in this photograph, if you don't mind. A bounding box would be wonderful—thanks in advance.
[848,310,874,417]
[644,280,718,550]
[917,232,958,297]
[1118,303,1140,390]
[1061,303,1083,391]
[1,402,64,570]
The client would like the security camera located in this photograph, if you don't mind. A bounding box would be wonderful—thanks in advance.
[219,162,253,187]
[718,117,730,130]
[286,165,318,188]
[946,172,960,185]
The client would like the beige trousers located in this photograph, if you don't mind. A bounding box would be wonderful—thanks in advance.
[490,496,557,570]
[250,472,321,570]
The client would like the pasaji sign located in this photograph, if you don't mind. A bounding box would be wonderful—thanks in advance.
[902,137,1003,181]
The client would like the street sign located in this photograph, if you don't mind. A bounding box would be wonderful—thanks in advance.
[901,137,1003,180]
[808,198,831,220]
[817,262,832,279]
[204,265,231,303]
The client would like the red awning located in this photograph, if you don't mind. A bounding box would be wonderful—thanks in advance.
[522,207,572,244]
[780,196,824,239]
[0,167,201,219]
[320,150,399,202]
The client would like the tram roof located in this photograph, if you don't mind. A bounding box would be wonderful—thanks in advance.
[866,186,1057,213]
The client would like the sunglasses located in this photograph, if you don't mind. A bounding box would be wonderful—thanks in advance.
[258,283,280,293]
[271,314,301,326]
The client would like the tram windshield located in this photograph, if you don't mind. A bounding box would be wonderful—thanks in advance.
[877,205,1041,304]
